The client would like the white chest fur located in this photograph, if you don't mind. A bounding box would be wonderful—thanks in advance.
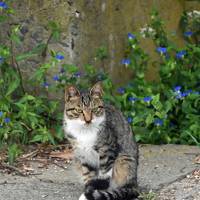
[63,114,105,166]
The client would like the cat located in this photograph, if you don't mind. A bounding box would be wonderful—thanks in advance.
[63,82,139,200]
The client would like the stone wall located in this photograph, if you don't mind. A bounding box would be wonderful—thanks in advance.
[2,0,200,88]
[73,0,200,84]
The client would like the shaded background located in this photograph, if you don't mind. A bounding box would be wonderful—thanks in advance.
[7,0,200,87]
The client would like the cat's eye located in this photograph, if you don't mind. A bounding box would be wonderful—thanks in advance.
[75,108,83,113]
[65,107,81,119]
[92,106,104,114]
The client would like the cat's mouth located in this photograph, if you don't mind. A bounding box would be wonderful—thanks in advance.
[83,121,93,127]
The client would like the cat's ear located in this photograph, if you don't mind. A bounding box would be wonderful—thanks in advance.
[65,85,80,101]
[90,82,103,98]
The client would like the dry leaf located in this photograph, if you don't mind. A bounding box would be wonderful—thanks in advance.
[194,155,200,164]
[22,165,34,172]
[50,149,74,160]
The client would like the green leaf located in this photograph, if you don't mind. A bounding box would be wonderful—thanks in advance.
[8,144,22,165]
[152,94,163,110]
[30,134,44,143]
[6,75,20,96]
[145,114,154,126]
[84,64,96,74]
[67,65,78,73]
[16,43,46,61]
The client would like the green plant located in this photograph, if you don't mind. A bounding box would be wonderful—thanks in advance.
[0,1,199,155]
[139,190,157,200]
[117,10,200,145]
[7,143,22,164]
[0,2,110,151]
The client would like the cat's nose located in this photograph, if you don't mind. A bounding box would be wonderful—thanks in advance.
[83,110,92,124]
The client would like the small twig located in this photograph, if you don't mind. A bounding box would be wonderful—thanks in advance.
[19,149,39,160]
[20,122,32,132]
[0,162,26,177]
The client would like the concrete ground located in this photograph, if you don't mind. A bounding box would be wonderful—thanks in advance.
[0,145,199,200]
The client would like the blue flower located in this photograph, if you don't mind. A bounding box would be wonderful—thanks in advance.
[174,85,181,92]
[156,47,167,54]
[127,117,133,124]
[176,50,186,59]
[0,111,3,117]
[175,91,189,99]
[42,82,50,88]
[128,33,135,40]
[0,56,4,64]
[181,92,187,97]
[128,97,137,102]
[117,87,125,94]
[53,75,59,81]
[184,31,193,37]
[121,58,131,66]
[154,118,163,126]
[55,54,64,60]
[4,117,10,123]
[73,71,81,78]
[143,96,152,102]
[184,89,192,96]
[0,2,8,9]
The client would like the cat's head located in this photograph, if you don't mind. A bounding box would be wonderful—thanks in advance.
[64,82,105,125]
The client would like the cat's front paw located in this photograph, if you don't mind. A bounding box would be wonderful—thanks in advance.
[79,193,87,200]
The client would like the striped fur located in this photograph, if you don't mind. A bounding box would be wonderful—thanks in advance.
[63,83,139,200]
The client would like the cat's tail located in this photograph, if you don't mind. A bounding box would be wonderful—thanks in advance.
[84,184,139,200]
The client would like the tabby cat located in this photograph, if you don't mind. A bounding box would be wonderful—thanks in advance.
[63,82,139,200]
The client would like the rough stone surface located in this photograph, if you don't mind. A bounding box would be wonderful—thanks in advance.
[1,1,200,89]
[0,145,199,200]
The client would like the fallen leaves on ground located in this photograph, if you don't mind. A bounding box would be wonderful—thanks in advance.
[0,143,74,176]
[50,148,74,160]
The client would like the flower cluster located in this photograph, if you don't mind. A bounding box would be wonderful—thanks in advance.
[140,25,156,38]
[173,86,198,99]
[187,10,200,19]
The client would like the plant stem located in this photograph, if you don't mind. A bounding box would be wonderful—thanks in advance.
[10,38,25,94]
[41,33,53,58]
